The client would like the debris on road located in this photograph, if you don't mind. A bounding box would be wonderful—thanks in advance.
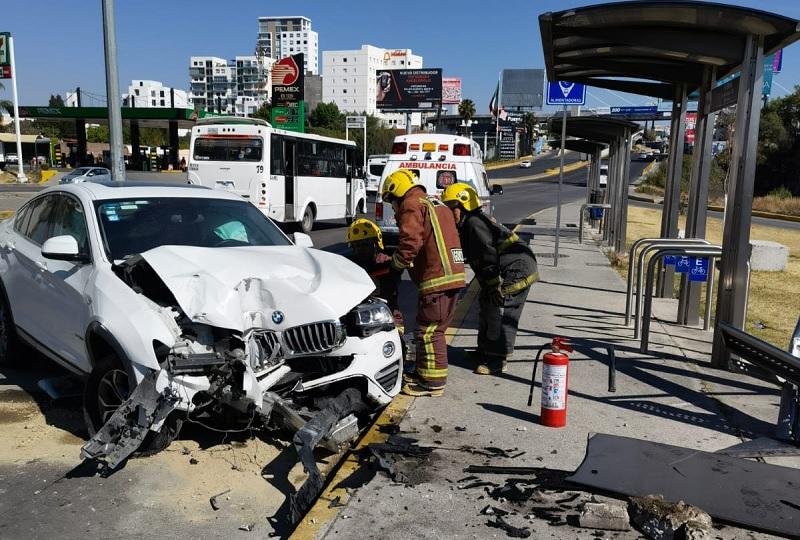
[486,515,532,538]
[578,501,631,531]
[238,523,255,532]
[464,465,539,475]
[629,495,711,540]
[209,489,231,511]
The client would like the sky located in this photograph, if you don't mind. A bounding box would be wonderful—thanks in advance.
[2,0,800,112]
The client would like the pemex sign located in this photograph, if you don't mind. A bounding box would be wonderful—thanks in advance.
[0,32,10,79]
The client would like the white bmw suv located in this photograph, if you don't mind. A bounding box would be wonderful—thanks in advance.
[0,182,402,467]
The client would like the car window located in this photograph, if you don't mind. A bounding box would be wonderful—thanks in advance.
[23,195,60,245]
[95,197,291,261]
[13,203,31,235]
[51,195,90,256]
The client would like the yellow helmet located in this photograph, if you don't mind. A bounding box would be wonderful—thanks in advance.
[442,182,481,212]
[381,169,419,201]
[347,218,384,250]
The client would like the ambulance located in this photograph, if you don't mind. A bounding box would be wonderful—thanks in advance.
[375,134,503,242]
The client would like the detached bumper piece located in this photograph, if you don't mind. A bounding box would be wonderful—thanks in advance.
[80,371,179,470]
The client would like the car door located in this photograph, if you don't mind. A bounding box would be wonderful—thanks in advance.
[4,194,60,342]
[36,193,95,371]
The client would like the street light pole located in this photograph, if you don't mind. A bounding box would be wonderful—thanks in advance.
[101,0,125,180]
[8,36,25,183]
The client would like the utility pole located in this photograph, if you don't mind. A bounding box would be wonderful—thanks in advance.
[101,0,125,180]
[8,36,26,183]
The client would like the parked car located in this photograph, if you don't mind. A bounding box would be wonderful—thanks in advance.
[59,167,111,184]
[0,182,402,468]
[5,153,18,164]
[519,160,532,169]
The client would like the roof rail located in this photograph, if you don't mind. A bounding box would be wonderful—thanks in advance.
[196,116,272,128]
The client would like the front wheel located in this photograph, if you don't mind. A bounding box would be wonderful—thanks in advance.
[83,354,182,456]
[299,205,315,234]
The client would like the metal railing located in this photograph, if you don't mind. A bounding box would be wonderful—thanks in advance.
[578,203,612,244]
[640,246,722,353]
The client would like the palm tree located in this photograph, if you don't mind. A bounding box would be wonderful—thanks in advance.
[0,82,13,117]
[458,99,476,136]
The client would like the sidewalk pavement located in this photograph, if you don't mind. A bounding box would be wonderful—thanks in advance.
[302,200,796,540]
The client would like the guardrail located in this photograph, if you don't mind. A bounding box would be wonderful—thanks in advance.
[578,203,612,244]
[631,240,714,339]
[640,246,722,353]
[719,320,800,444]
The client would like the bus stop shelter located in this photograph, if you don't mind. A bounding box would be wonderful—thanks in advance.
[549,115,638,253]
[540,1,800,368]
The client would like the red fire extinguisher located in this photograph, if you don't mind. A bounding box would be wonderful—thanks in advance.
[527,337,573,428]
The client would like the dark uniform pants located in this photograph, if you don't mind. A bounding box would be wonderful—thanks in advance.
[478,254,537,360]
[416,289,460,388]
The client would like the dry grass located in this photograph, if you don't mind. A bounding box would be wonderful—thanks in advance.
[619,206,800,348]
[752,195,800,217]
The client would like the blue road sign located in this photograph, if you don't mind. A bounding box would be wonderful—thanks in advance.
[546,81,586,105]
[664,255,676,266]
[688,257,709,282]
[675,256,691,273]
[610,106,657,115]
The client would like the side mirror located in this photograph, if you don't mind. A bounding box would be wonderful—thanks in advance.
[491,184,504,195]
[42,235,89,263]
[293,232,314,248]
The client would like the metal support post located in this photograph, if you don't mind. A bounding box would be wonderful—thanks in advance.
[101,0,125,180]
[554,106,567,267]
[612,136,625,252]
[679,66,718,325]
[130,120,141,170]
[168,120,179,170]
[712,34,765,369]
[657,84,688,298]
[8,37,26,182]
[615,129,632,254]
[605,143,618,246]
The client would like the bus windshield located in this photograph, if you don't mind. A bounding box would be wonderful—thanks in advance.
[193,137,264,162]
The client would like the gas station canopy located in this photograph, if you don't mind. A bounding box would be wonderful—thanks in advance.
[540,1,800,99]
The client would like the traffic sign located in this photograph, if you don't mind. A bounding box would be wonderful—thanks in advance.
[675,256,691,273]
[0,33,9,66]
[546,81,586,105]
[688,257,709,282]
[346,116,366,129]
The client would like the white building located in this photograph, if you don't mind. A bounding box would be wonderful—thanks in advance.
[189,55,273,117]
[123,80,189,108]
[322,45,424,128]
[257,16,319,75]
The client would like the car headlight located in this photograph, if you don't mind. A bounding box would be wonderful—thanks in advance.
[347,298,395,337]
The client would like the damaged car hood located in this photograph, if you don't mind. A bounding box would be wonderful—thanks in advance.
[139,245,374,331]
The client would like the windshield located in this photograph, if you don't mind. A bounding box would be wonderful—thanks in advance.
[95,197,290,260]
[193,136,264,162]
[369,164,385,177]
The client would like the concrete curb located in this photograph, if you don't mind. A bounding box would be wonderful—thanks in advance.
[708,204,800,223]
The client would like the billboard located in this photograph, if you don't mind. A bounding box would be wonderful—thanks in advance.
[0,33,9,66]
[442,77,462,104]
[272,53,304,106]
[501,69,544,108]
[376,68,442,111]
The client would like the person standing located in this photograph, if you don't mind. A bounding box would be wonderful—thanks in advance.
[442,182,538,375]
[381,169,465,396]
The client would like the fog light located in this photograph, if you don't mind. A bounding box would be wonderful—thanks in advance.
[382,341,395,358]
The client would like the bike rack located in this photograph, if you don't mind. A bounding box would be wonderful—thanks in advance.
[578,203,612,244]
[625,238,711,327]
[632,240,714,339]
[640,246,722,353]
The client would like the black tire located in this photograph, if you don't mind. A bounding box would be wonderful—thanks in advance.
[0,287,20,367]
[83,354,182,455]
[345,200,367,225]
[300,205,315,234]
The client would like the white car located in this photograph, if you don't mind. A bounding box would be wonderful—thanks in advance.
[59,167,111,184]
[519,160,531,169]
[0,182,402,468]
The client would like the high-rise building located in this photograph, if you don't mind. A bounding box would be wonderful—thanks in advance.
[122,80,189,108]
[189,55,273,117]
[256,16,318,75]
[322,45,423,128]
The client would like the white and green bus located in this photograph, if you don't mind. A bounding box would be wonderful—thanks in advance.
[188,117,367,233]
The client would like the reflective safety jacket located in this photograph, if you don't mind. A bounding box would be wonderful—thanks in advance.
[459,211,539,295]
[391,187,466,294]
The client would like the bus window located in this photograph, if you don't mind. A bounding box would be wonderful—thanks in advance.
[193,137,263,162]
[271,135,284,175]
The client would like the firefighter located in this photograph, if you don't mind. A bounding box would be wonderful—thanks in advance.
[381,169,465,397]
[346,218,404,331]
[442,182,538,375]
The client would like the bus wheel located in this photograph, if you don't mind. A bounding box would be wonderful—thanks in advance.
[300,205,315,234]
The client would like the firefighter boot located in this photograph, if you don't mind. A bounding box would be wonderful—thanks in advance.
[401,380,445,397]
[474,357,508,375]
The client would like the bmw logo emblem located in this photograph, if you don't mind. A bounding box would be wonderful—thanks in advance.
[271,311,285,324]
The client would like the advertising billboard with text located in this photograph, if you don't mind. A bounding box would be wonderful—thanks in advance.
[502,69,544,108]
[376,68,442,111]
[442,77,462,104]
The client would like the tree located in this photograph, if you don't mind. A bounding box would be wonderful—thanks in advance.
[0,82,12,117]
[253,102,272,122]
[309,102,342,130]
[458,99,476,123]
